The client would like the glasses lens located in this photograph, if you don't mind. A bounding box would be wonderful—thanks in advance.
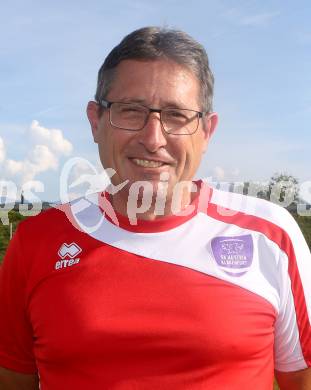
[110,103,147,130]
[161,109,199,135]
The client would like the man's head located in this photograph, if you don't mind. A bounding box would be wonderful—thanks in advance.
[87,27,218,218]
[95,26,214,113]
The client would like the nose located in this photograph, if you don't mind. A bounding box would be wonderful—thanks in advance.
[137,112,167,152]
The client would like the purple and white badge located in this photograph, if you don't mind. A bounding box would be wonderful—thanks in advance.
[211,234,253,277]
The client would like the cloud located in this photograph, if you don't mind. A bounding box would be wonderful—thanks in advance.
[5,160,24,175]
[0,137,5,164]
[29,145,58,171]
[240,12,280,26]
[30,120,73,155]
[6,146,58,183]
[60,157,111,202]
[32,105,63,117]
[213,166,226,180]
[223,7,279,28]
[1,121,73,184]
[231,168,240,177]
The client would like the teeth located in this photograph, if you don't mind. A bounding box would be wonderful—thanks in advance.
[132,159,164,168]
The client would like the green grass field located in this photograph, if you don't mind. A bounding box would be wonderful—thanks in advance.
[0,211,25,263]
[293,213,311,249]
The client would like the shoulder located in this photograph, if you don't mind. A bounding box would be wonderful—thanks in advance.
[209,187,298,234]
[17,204,72,237]
[15,192,106,245]
[15,199,93,251]
[9,199,100,282]
[206,187,311,260]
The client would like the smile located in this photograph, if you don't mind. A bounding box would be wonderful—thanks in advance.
[131,158,166,168]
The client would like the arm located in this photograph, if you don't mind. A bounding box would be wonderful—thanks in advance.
[275,367,311,389]
[272,212,311,383]
[0,227,38,384]
[0,367,39,390]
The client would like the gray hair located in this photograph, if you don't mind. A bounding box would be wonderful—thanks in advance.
[95,26,214,112]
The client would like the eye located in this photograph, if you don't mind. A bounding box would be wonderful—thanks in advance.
[119,104,145,114]
[165,109,188,120]
[170,110,185,117]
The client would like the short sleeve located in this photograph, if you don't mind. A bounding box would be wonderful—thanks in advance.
[0,226,37,374]
[274,214,311,372]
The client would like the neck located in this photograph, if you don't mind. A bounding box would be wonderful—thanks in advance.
[110,181,196,221]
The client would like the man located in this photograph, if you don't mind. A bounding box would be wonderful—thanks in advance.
[0,27,310,389]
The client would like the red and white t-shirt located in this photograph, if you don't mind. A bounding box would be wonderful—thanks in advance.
[0,182,310,389]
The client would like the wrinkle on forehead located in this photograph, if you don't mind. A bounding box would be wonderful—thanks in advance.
[107,59,201,110]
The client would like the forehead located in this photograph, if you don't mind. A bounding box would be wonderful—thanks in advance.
[106,59,201,109]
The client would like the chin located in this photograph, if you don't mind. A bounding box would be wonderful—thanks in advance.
[125,177,170,208]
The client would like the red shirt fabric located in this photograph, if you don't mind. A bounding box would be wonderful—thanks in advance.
[0,183,310,389]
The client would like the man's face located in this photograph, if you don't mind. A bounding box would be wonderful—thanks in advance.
[87,59,217,209]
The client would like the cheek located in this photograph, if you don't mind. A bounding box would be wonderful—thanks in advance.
[97,135,116,170]
[185,137,205,171]
[170,139,194,177]
[104,132,139,170]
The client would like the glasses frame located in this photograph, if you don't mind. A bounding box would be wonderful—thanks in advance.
[98,98,205,135]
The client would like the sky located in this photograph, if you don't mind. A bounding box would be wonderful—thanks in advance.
[0,0,310,202]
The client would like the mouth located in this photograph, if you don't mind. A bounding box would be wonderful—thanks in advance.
[130,158,168,168]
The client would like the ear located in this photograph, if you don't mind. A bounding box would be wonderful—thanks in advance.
[202,112,218,152]
[86,101,101,143]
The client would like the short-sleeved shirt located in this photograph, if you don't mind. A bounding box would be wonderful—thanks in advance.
[0,182,310,389]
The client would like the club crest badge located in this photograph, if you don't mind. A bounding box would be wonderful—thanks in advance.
[211,234,253,277]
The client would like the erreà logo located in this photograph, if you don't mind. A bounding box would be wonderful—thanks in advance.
[55,243,82,270]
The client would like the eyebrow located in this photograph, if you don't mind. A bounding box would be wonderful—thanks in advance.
[117,97,191,110]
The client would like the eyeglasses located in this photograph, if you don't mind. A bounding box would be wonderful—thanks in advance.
[98,99,205,135]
